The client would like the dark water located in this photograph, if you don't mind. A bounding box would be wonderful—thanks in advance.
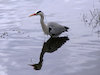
[0,0,100,75]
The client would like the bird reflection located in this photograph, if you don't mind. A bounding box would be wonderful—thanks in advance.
[30,36,69,70]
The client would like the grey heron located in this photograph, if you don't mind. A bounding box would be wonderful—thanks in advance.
[29,11,69,37]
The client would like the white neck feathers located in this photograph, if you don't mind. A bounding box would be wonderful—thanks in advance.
[40,14,49,35]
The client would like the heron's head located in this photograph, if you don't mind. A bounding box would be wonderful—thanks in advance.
[29,11,43,17]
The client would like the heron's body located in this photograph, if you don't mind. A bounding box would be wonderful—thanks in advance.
[48,22,68,37]
[29,11,69,37]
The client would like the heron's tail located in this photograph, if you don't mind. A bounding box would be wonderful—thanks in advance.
[64,26,69,32]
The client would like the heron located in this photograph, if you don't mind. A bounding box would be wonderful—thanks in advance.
[29,11,69,37]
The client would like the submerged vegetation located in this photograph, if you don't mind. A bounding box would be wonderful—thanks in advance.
[82,0,100,36]
[83,8,100,36]
[0,32,8,38]
[83,9,100,29]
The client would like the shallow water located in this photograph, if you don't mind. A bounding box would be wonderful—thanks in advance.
[0,0,100,75]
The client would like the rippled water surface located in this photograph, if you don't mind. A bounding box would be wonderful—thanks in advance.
[0,0,100,75]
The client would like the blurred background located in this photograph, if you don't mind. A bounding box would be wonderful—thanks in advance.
[0,0,100,75]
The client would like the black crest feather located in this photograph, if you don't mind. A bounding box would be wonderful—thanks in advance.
[37,11,41,14]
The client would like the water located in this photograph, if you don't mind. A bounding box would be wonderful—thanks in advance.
[0,0,100,75]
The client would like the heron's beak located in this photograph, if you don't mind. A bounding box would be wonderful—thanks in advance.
[29,13,36,17]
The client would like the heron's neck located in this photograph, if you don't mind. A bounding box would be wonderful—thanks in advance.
[40,14,48,34]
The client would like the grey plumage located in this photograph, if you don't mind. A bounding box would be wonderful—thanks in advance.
[29,11,69,37]
[48,22,69,37]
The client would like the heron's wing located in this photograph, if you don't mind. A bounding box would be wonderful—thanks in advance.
[48,22,66,36]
